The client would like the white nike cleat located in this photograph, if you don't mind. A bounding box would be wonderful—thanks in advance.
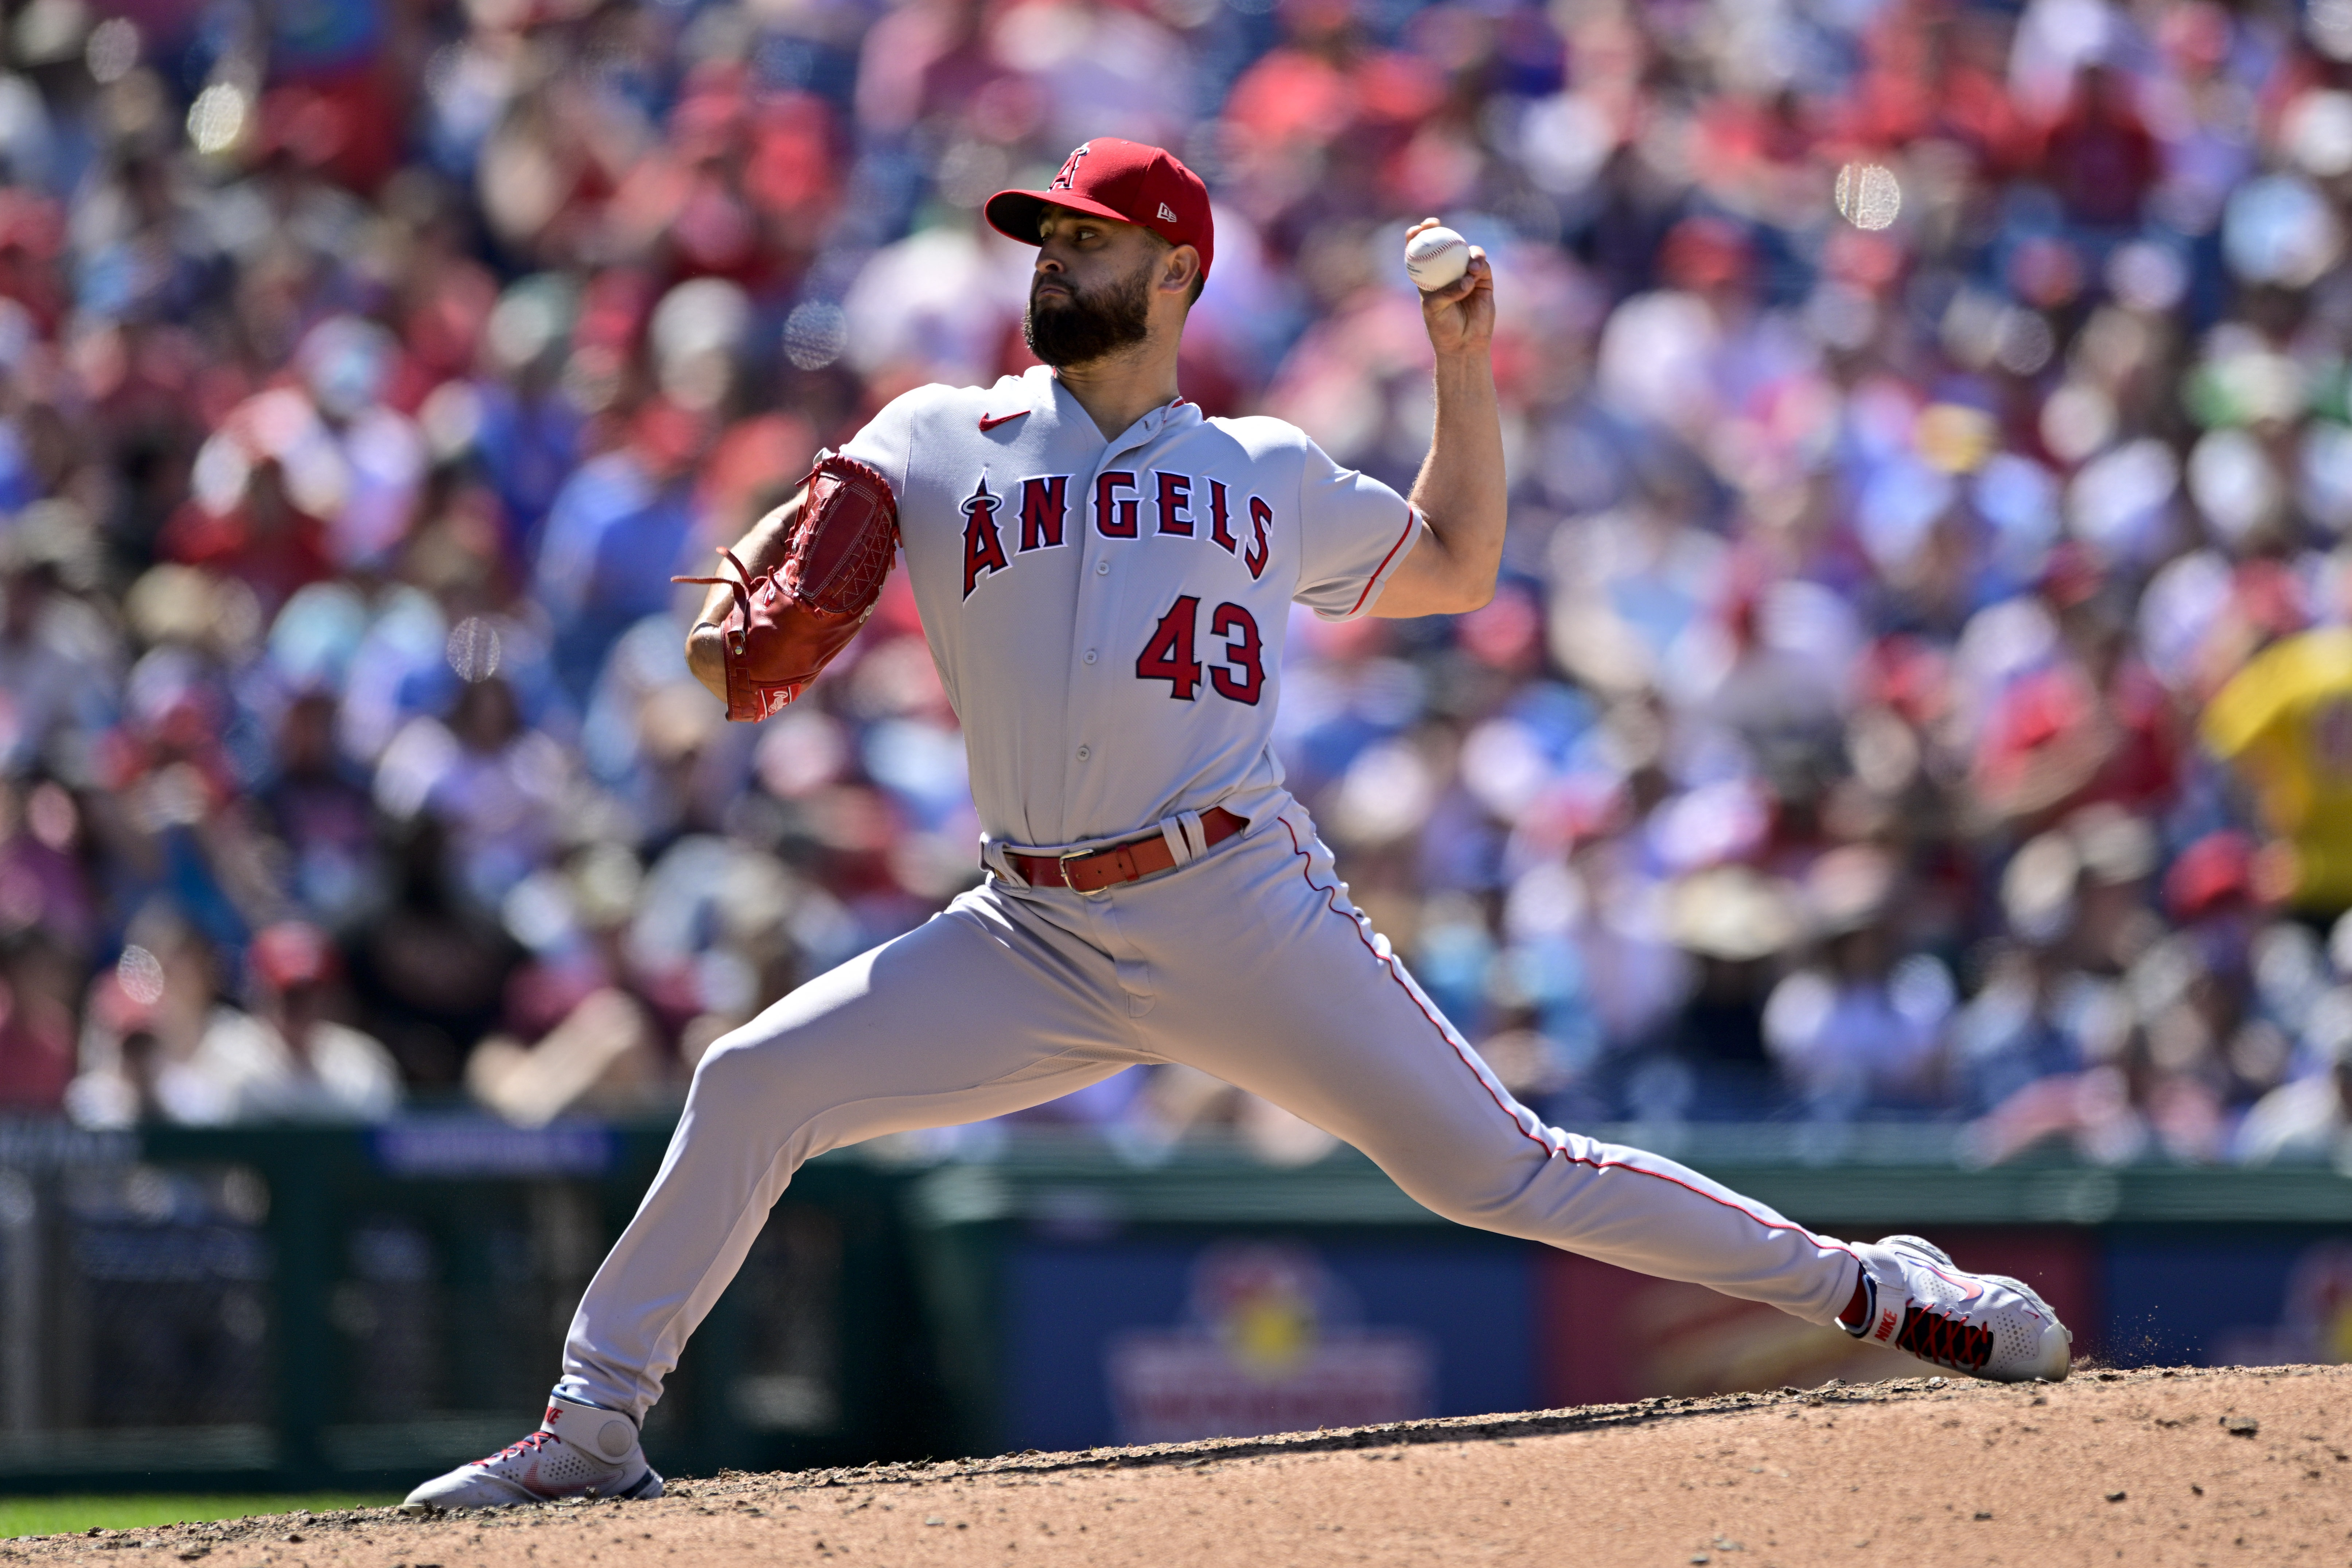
[1838,1233,2073,1383]
[400,1393,663,1514]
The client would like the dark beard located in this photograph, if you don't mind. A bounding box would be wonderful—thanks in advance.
[1023,258,1153,368]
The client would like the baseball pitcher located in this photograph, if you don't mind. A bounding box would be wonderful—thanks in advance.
[404,138,2069,1513]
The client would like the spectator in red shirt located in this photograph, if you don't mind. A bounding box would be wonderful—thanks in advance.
[0,927,76,1111]
[2041,63,2161,229]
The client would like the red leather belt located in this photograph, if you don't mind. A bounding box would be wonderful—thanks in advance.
[1004,807,1246,895]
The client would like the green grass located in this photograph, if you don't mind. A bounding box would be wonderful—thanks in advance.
[0,1494,401,1538]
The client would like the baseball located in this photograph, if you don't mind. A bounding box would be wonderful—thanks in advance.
[1404,225,1471,291]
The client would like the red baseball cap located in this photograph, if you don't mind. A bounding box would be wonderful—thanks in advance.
[2164,830,2261,921]
[985,138,1214,281]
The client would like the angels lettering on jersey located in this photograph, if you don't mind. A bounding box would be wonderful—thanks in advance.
[961,468,1271,600]
[832,366,1421,847]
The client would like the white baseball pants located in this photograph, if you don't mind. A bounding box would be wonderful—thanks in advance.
[556,803,1864,1422]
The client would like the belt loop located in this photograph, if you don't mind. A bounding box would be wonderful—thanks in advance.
[981,837,1027,887]
[1158,812,1197,868]
[1179,809,1208,861]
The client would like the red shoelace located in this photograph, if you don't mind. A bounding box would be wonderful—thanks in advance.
[476,1431,560,1467]
[1893,1303,1993,1372]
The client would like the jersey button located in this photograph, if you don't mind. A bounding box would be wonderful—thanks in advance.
[1076,746,1091,760]
[1083,649,1098,665]
[1095,560,1110,575]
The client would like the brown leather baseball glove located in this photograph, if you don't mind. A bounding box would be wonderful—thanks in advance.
[673,450,900,721]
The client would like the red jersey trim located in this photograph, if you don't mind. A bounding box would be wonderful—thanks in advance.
[1346,505,1421,618]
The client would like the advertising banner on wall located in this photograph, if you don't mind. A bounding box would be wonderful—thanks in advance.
[1105,1244,1434,1444]
[998,1234,1534,1453]
[2105,1229,2352,1368]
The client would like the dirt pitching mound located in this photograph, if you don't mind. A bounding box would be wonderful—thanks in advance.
[11,1365,2347,1568]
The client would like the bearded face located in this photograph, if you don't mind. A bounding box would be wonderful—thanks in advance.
[1023,248,1157,368]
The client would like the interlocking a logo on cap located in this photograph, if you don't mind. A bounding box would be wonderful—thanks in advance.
[1050,144,1091,191]
[1158,202,1179,222]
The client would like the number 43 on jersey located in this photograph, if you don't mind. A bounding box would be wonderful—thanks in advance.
[1137,596,1263,705]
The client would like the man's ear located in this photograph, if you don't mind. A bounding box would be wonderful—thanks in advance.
[1161,244,1202,297]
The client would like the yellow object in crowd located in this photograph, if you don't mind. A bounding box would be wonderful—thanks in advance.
[2203,628,2352,912]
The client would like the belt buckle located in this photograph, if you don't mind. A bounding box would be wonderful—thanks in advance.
[1058,847,1112,898]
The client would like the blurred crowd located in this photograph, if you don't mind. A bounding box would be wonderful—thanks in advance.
[1,0,2351,1168]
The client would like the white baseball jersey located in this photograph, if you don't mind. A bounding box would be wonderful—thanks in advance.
[838,363,1423,852]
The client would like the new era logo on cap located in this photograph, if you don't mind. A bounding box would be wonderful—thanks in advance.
[984,137,1216,281]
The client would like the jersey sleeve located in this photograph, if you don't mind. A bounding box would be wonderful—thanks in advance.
[835,389,921,501]
[1291,437,1424,622]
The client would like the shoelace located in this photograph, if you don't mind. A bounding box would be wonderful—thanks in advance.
[1894,1303,1994,1373]
[475,1431,561,1467]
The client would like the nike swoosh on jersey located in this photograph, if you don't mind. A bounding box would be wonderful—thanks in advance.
[978,411,1029,432]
